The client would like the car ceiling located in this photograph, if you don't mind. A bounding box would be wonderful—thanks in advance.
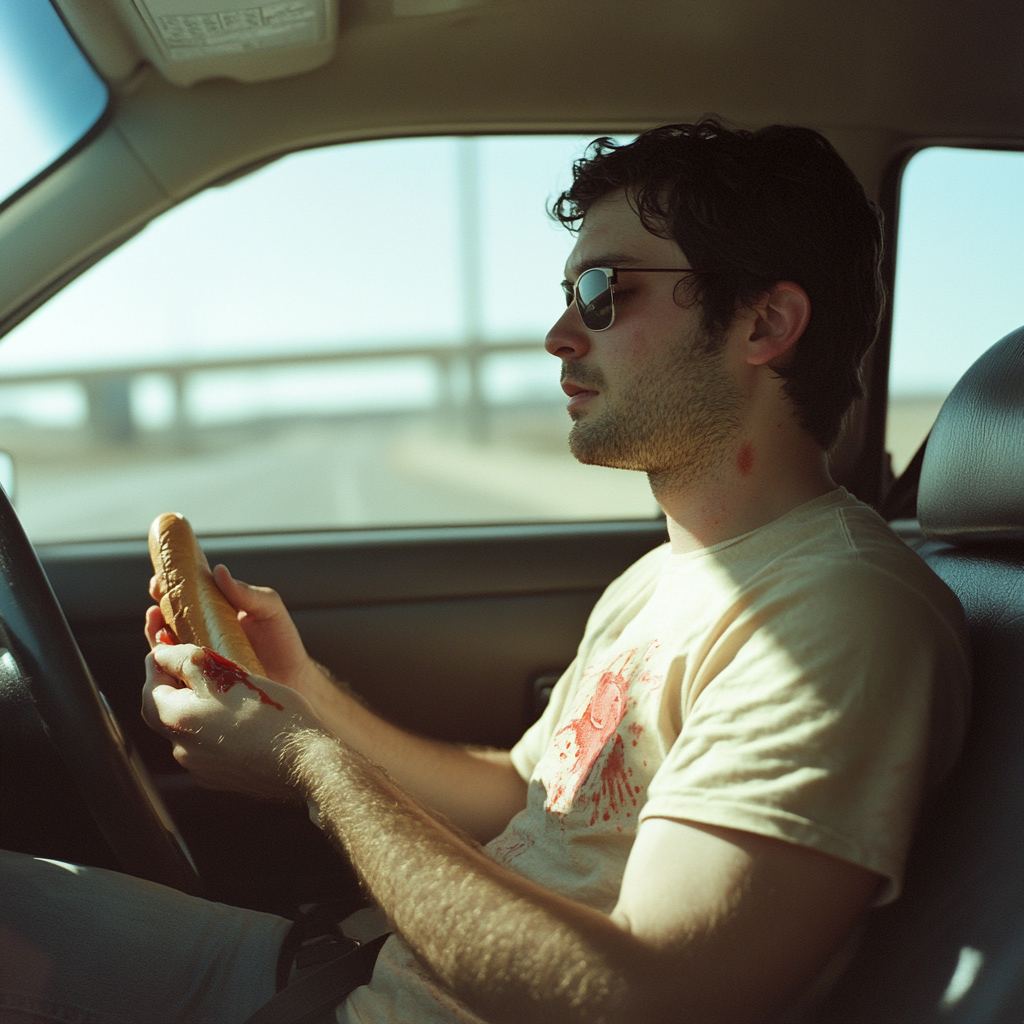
[1,0,1022,368]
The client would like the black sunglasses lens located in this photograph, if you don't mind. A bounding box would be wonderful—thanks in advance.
[575,268,613,330]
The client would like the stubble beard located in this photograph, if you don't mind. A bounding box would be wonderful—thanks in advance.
[565,323,742,492]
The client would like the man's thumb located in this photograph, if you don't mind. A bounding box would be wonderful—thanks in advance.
[213,564,278,620]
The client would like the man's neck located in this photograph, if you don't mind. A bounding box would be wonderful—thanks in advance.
[653,426,836,555]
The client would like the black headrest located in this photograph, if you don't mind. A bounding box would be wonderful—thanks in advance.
[918,326,1024,545]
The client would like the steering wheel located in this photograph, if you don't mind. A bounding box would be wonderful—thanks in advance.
[0,484,201,895]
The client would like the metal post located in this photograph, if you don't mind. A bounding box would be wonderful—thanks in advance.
[84,373,135,445]
[435,351,455,416]
[170,371,187,431]
[456,136,487,440]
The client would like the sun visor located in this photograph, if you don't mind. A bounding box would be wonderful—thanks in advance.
[122,0,339,85]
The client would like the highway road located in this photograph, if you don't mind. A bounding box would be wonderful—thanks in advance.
[6,406,658,544]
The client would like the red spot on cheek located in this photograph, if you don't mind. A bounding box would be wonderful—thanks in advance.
[736,443,754,476]
[197,648,284,710]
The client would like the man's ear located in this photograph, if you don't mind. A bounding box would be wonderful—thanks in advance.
[744,282,811,367]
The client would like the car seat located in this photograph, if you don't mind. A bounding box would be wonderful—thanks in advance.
[818,325,1024,1023]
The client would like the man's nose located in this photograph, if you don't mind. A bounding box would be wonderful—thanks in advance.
[544,305,591,359]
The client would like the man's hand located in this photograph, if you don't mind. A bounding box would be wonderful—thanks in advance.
[146,565,323,697]
[141,641,323,802]
[143,571,528,841]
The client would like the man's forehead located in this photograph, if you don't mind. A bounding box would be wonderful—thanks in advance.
[564,192,684,280]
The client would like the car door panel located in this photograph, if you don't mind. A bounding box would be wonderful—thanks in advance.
[295,591,597,749]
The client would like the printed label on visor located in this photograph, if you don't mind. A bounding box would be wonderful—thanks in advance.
[137,1,324,60]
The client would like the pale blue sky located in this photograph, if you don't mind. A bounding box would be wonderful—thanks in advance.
[0,129,1021,428]
[3,137,1021,372]
[0,136,588,367]
[0,135,593,425]
[1,0,1021,409]
[890,147,1024,395]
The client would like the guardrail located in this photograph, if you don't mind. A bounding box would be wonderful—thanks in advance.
[0,337,547,443]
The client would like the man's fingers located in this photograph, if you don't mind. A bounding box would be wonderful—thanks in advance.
[142,650,203,737]
[144,605,169,650]
[144,647,197,694]
[140,668,164,735]
[142,679,192,738]
[151,643,210,696]
[142,647,313,800]
[149,574,163,602]
[213,564,284,622]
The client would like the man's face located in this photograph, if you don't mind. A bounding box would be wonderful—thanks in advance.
[545,190,741,481]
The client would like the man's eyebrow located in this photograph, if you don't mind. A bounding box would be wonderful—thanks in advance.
[563,253,644,281]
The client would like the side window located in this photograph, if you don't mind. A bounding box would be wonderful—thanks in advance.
[888,147,1024,474]
[0,136,658,543]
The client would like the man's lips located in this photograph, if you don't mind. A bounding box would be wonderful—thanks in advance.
[562,381,599,410]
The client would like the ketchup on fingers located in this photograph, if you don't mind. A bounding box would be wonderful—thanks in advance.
[197,648,284,710]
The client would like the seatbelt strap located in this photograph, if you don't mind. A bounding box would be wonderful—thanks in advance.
[879,429,931,521]
[244,932,389,1024]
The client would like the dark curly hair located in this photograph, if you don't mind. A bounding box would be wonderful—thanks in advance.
[552,120,885,450]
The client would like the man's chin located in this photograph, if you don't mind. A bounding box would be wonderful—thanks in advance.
[568,423,646,471]
[567,424,601,465]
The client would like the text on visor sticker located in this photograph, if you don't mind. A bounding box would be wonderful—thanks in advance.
[143,1,323,59]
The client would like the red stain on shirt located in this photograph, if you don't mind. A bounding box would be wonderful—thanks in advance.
[588,734,641,825]
[544,655,633,813]
[736,442,755,476]
[197,648,284,710]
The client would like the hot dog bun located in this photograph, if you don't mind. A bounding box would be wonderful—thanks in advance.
[148,512,266,676]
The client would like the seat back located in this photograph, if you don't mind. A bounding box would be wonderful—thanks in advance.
[819,326,1024,1023]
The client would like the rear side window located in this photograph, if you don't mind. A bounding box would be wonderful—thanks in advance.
[887,147,1024,474]
[0,135,658,543]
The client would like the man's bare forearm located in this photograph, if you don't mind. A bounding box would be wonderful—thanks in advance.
[300,664,528,842]
[282,728,653,1024]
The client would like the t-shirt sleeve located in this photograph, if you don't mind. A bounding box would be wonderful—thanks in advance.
[510,656,578,783]
[639,559,970,904]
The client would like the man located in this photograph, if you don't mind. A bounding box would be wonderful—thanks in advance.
[1,121,969,1024]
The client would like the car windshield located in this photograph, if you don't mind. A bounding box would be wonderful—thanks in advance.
[0,0,109,207]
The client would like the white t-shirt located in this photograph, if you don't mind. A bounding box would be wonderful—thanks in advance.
[339,489,971,1023]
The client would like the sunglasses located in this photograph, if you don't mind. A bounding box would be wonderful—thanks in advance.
[561,267,704,332]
